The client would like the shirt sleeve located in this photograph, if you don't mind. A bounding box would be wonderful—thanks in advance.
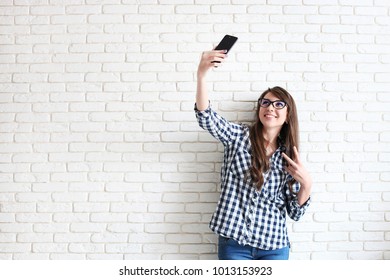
[285,180,311,221]
[194,102,244,146]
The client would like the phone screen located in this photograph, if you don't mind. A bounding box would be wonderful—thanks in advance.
[214,35,238,54]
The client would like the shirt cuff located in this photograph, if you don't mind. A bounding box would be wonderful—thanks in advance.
[295,195,311,209]
[194,101,211,116]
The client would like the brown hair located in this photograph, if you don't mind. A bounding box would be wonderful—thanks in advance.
[248,86,299,191]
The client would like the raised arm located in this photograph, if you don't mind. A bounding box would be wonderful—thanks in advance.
[194,49,244,146]
[196,50,227,111]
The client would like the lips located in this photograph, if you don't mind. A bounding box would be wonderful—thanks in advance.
[264,114,277,118]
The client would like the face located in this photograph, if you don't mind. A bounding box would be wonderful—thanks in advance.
[258,92,288,131]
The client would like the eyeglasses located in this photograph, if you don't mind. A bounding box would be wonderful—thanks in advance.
[258,98,287,110]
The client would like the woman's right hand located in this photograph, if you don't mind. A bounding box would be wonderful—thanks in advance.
[197,50,227,79]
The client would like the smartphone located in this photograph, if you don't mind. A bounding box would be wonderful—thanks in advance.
[212,34,238,63]
[214,34,238,53]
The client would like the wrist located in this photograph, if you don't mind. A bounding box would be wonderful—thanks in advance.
[197,71,206,80]
[300,180,312,191]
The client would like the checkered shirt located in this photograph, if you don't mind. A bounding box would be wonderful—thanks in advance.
[195,102,311,250]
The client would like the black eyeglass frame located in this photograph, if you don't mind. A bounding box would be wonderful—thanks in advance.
[258,98,288,110]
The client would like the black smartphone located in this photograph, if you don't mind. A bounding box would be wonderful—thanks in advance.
[214,34,238,53]
[212,34,238,63]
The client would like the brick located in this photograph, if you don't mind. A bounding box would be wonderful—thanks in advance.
[143,183,180,193]
[148,203,184,213]
[50,253,85,260]
[311,252,348,260]
[122,153,158,163]
[111,202,146,214]
[328,242,363,251]
[364,222,390,231]
[53,213,89,223]
[34,223,68,233]
[180,244,216,254]
[334,202,368,212]
[106,223,143,233]
[350,232,384,242]
[314,232,348,242]
[319,5,353,14]
[17,233,53,243]
[0,213,15,223]
[73,203,109,213]
[290,241,327,252]
[143,244,179,253]
[106,244,142,253]
[32,243,67,253]
[54,233,90,243]
[89,192,124,202]
[165,214,201,223]
[349,252,384,260]
[16,213,51,223]
[0,244,31,253]
[364,242,390,251]
[370,201,390,212]
[314,212,348,222]
[37,203,72,213]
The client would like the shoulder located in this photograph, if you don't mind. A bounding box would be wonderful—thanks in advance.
[230,122,251,139]
[229,123,252,149]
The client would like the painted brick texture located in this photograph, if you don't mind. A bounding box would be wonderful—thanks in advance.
[0,0,389,260]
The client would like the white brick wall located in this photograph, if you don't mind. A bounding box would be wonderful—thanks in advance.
[0,1,389,260]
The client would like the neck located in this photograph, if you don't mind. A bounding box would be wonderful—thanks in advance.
[262,128,280,147]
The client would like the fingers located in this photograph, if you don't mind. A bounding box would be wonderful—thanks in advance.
[204,51,227,68]
[282,146,301,165]
[203,50,226,57]
[284,165,295,176]
[283,148,311,186]
[282,152,298,169]
[285,164,307,186]
[198,50,227,72]
[211,48,228,53]
[284,159,302,176]
[293,146,300,163]
[202,51,226,61]
[210,56,225,63]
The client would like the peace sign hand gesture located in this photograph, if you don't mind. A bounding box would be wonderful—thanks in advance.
[282,146,312,205]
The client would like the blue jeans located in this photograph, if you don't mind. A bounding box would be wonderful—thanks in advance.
[218,236,289,260]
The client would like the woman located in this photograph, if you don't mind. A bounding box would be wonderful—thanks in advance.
[195,50,312,260]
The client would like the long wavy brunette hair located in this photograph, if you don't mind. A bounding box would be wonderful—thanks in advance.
[248,86,299,191]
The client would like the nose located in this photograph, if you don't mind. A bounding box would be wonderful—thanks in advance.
[266,106,274,112]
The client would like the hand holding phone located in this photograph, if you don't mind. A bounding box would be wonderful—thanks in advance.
[214,34,238,54]
[198,35,238,74]
[212,34,238,64]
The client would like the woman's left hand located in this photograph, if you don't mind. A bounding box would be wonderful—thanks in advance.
[282,146,312,189]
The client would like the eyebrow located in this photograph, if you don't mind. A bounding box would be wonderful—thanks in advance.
[262,98,284,102]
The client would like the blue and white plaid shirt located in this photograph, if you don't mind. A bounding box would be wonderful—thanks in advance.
[195,102,310,250]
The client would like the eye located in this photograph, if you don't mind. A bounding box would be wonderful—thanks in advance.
[260,99,270,107]
[275,101,286,108]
